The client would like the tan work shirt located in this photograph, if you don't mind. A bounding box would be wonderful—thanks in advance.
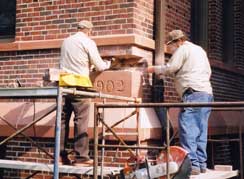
[154,41,213,98]
[60,32,110,76]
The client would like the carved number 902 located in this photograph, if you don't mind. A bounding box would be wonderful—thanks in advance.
[95,80,125,93]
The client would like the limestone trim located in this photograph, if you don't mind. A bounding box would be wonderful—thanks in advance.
[0,34,155,52]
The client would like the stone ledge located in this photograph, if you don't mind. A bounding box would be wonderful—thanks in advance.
[0,34,155,52]
[210,59,244,76]
[0,102,161,141]
[0,102,243,140]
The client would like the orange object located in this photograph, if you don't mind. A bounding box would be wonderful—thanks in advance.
[157,146,188,179]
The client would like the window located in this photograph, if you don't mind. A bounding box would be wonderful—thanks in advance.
[191,0,208,50]
[0,0,16,40]
[223,0,234,63]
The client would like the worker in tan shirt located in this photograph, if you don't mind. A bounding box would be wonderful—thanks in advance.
[59,20,110,166]
[148,30,213,175]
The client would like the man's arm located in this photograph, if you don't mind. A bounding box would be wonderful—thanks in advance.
[87,40,111,71]
[147,47,186,75]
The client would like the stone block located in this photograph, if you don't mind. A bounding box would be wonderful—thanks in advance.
[214,165,233,171]
[91,70,142,98]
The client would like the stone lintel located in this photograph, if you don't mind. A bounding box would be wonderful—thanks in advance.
[0,34,155,60]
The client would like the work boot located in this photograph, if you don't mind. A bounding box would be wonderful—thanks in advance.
[74,159,93,167]
[191,168,200,175]
[200,168,207,173]
[59,151,73,165]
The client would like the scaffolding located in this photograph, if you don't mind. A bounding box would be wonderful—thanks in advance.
[0,87,140,179]
[0,87,243,179]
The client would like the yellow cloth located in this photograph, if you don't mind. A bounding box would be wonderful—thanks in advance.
[59,73,93,88]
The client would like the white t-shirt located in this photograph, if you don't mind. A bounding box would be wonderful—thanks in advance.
[60,32,110,76]
[154,41,213,97]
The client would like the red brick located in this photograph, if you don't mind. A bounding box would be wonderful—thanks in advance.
[0,1,244,178]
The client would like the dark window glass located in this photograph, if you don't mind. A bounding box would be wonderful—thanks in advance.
[191,0,208,50]
[223,0,234,63]
[0,0,16,39]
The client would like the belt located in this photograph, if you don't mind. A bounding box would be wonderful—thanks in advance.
[183,87,198,96]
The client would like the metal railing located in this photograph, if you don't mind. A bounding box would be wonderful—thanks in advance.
[94,101,244,179]
[0,87,243,179]
[55,87,139,179]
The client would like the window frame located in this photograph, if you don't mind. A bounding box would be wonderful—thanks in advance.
[191,0,208,50]
[0,0,16,41]
[222,0,234,64]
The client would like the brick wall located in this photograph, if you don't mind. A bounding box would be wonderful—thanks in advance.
[162,0,191,102]
[207,0,244,100]
[208,0,244,70]
[2,138,141,178]
[0,0,244,178]
[0,50,59,88]
[1,137,53,179]
[5,0,244,102]
[234,0,244,70]
[0,1,155,177]
[164,0,244,102]
[211,68,244,101]
[165,0,191,36]
[208,0,224,62]
[133,0,154,38]
[16,0,154,41]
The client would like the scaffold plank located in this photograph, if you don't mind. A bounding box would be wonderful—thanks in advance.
[0,159,122,176]
[0,87,58,98]
[190,169,238,179]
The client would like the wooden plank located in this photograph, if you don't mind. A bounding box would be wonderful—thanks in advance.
[0,87,58,97]
[190,169,238,179]
[0,159,239,178]
[0,159,122,176]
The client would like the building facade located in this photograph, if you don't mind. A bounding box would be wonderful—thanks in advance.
[0,0,244,178]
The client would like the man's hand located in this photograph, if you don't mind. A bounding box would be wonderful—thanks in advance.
[147,66,155,73]
[104,60,111,69]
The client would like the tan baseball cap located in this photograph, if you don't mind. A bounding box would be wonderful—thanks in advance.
[166,30,185,45]
[78,20,93,29]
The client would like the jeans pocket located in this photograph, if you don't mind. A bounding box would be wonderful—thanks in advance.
[182,93,195,112]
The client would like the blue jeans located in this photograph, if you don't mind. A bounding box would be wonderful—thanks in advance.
[179,91,213,171]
